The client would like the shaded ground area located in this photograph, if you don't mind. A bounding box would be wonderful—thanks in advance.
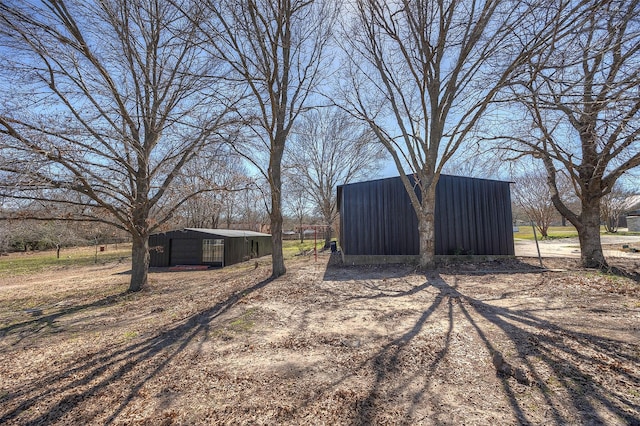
[0,255,639,425]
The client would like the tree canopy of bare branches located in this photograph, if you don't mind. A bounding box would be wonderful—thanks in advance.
[511,169,559,238]
[0,0,235,291]
[286,108,385,246]
[340,0,562,267]
[195,0,337,277]
[601,183,634,233]
[170,150,251,229]
[503,0,640,267]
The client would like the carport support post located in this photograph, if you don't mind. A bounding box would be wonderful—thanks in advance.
[531,220,543,268]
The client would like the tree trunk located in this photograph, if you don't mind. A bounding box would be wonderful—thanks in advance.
[577,202,607,268]
[539,226,548,238]
[299,219,304,243]
[324,224,332,248]
[270,209,286,277]
[418,185,437,269]
[269,138,286,277]
[129,233,149,292]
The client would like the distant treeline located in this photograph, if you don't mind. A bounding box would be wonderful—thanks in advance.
[0,220,128,253]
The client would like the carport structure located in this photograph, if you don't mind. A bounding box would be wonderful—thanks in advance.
[149,228,272,268]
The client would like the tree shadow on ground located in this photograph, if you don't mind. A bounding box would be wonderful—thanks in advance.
[605,265,640,283]
[0,292,129,345]
[323,257,548,283]
[319,264,639,425]
[1,261,638,424]
[0,276,274,425]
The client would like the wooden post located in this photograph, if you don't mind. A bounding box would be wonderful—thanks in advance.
[314,226,317,262]
[531,220,543,268]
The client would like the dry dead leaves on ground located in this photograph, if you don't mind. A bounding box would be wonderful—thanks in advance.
[0,255,638,425]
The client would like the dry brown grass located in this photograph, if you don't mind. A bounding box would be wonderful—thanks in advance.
[0,255,638,425]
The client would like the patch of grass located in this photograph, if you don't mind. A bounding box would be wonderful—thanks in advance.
[0,245,132,277]
[514,225,640,240]
[228,308,257,333]
[282,240,319,259]
[123,330,138,341]
[514,226,578,240]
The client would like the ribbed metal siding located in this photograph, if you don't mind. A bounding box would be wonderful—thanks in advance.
[434,175,514,256]
[149,233,171,267]
[339,174,514,256]
[339,176,419,256]
[223,235,272,266]
[149,229,273,267]
[170,238,201,265]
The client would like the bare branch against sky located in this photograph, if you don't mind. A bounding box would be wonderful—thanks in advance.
[0,0,237,290]
[499,0,640,267]
[339,0,566,267]
[195,0,338,277]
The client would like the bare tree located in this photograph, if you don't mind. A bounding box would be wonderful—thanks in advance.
[340,0,563,267]
[503,0,640,267]
[197,0,337,277]
[283,178,311,243]
[172,151,251,229]
[512,170,558,238]
[601,183,632,233]
[0,0,235,291]
[235,182,269,233]
[286,108,385,246]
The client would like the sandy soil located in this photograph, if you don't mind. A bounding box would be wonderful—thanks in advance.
[0,254,639,425]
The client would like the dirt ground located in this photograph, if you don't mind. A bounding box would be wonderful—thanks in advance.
[0,254,639,425]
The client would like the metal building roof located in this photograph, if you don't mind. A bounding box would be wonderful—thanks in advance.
[183,228,271,238]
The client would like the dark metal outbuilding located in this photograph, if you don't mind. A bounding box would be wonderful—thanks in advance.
[627,212,640,232]
[149,228,272,268]
[337,174,514,262]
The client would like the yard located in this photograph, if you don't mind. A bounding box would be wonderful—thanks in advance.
[0,250,639,425]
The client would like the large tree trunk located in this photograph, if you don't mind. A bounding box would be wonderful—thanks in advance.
[544,159,607,269]
[324,211,332,248]
[130,233,149,292]
[269,150,286,278]
[270,209,286,277]
[418,185,437,269]
[324,226,332,248]
[577,202,607,268]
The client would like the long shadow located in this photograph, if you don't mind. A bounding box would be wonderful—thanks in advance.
[280,272,452,424]
[0,292,129,343]
[457,289,639,424]
[0,275,274,425]
[353,274,455,425]
[316,262,639,424]
[3,262,637,424]
[605,265,640,283]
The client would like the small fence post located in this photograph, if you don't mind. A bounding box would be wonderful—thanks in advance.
[531,220,543,268]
